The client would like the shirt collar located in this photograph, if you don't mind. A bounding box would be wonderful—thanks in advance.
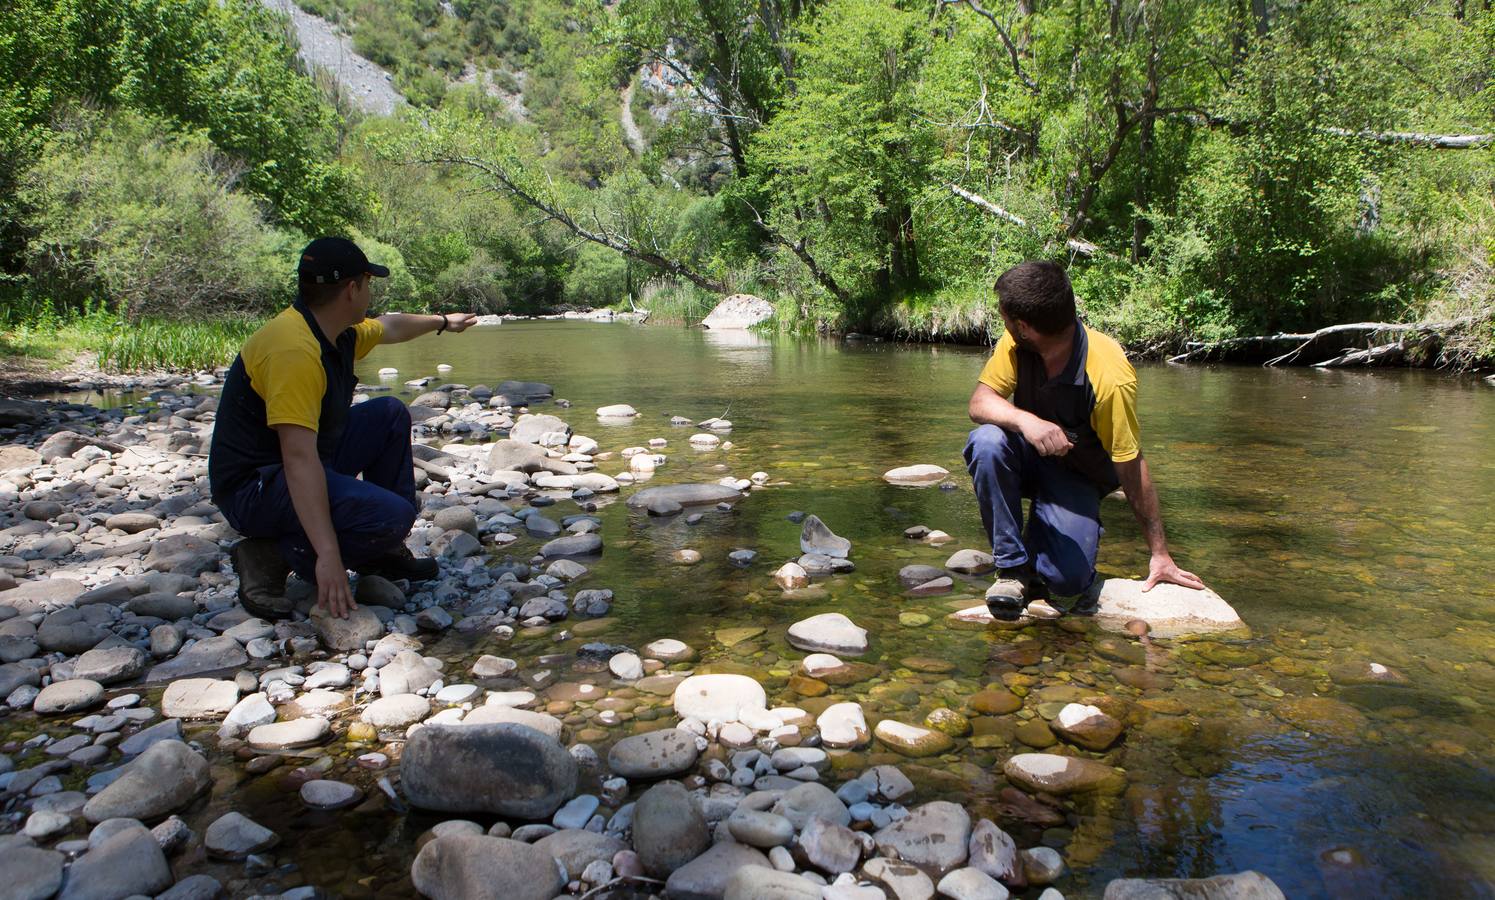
[293,298,341,355]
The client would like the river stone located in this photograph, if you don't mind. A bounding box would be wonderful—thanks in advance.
[0,577,85,613]
[798,815,862,873]
[143,533,222,576]
[461,704,564,739]
[665,841,771,899]
[36,609,106,654]
[57,819,171,900]
[597,403,638,418]
[945,549,996,575]
[787,613,868,656]
[634,781,709,877]
[625,483,742,510]
[1272,697,1369,739]
[862,857,936,899]
[970,690,1023,715]
[510,413,571,445]
[873,801,972,873]
[471,655,518,677]
[301,779,361,809]
[883,464,950,486]
[103,512,160,534]
[246,717,330,751]
[898,564,947,589]
[0,846,64,900]
[83,739,210,822]
[495,379,554,403]
[539,533,603,558]
[534,829,628,881]
[701,293,774,330]
[644,639,695,662]
[117,718,182,756]
[728,809,795,848]
[1101,871,1287,900]
[608,651,643,679]
[72,646,147,685]
[724,866,822,900]
[0,444,42,471]
[799,515,851,558]
[127,592,196,620]
[969,819,1023,886]
[411,833,566,900]
[1022,847,1065,885]
[0,664,39,699]
[204,811,278,859]
[311,604,383,651]
[161,678,239,719]
[773,782,851,830]
[773,562,810,590]
[355,575,406,608]
[1093,579,1247,638]
[34,679,104,715]
[1003,753,1124,795]
[223,693,276,732]
[362,694,431,729]
[874,720,955,757]
[379,651,442,697]
[817,702,870,749]
[607,728,699,778]
[402,723,578,818]
[145,635,247,681]
[937,867,1009,900]
[1052,702,1123,751]
[672,673,767,722]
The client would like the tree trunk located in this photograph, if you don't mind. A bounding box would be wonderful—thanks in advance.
[1131,39,1158,263]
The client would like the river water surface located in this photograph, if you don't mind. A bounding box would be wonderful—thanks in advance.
[346,320,1495,898]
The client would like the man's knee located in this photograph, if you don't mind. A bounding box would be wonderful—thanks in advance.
[361,395,411,428]
[336,489,416,540]
[966,424,1017,464]
[1045,565,1096,598]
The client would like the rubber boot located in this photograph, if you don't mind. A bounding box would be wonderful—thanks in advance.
[230,538,294,621]
[356,545,439,583]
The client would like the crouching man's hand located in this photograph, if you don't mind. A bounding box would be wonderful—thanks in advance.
[1143,553,1206,592]
[441,313,479,333]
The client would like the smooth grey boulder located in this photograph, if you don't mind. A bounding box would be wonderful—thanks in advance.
[0,663,39,697]
[633,781,709,878]
[156,874,224,900]
[607,728,699,779]
[625,484,742,510]
[145,635,247,681]
[72,646,148,684]
[665,842,772,900]
[872,801,973,873]
[799,515,851,558]
[83,739,210,823]
[485,439,577,475]
[0,846,64,900]
[126,592,196,620]
[494,380,554,404]
[57,819,171,900]
[117,718,182,756]
[401,723,577,819]
[533,829,628,881]
[410,833,564,900]
[311,604,383,652]
[204,811,278,859]
[1102,872,1287,900]
[538,534,602,558]
[36,609,106,654]
[723,866,822,900]
[772,782,851,830]
[34,679,104,715]
[509,413,570,444]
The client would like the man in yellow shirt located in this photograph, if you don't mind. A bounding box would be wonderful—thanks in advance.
[209,237,477,620]
[966,261,1203,620]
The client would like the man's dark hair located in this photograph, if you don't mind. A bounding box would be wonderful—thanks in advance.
[299,273,362,307]
[994,261,1076,335]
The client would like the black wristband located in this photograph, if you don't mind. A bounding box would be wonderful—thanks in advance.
[436,314,448,335]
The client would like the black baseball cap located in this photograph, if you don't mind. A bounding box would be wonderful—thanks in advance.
[297,237,390,284]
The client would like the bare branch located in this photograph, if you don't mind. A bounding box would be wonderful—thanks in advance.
[940,0,1040,95]
[947,183,1100,256]
[743,201,849,301]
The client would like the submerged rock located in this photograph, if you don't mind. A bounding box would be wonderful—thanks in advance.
[626,483,742,509]
[1052,703,1123,751]
[1102,871,1286,900]
[874,720,955,757]
[1003,753,1124,795]
[83,739,210,822]
[607,728,699,779]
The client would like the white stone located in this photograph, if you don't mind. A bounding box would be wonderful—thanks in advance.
[882,464,950,486]
[1094,579,1247,638]
[816,702,869,749]
[672,674,767,723]
[786,613,868,657]
[609,653,643,681]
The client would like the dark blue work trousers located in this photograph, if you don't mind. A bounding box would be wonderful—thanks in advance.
[964,424,1103,596]
[221,396,418,580]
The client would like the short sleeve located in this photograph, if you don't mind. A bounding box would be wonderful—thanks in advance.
[978,332,1019,397]
[252,347,326,431]
[1092,378,1140,462]
[353,319,384,360]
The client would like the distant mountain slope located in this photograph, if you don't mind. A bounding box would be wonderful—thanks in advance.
[260,0,404,115]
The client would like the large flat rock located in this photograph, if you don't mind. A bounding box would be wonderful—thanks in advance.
[626,484,742,509]
[1094,579,1247,639]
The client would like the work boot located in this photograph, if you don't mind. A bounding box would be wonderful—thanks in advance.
[357,545,439,583]
[985,563,1042,622]
[229,538,294,621]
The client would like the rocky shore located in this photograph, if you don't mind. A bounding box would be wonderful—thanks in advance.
[0,378,1284,900]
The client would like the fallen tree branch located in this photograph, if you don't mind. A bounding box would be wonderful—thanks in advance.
[1157,110,1492,149]
[1168,314,1487,367]
[947,184,1101,257]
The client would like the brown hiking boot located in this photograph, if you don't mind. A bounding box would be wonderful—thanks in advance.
[985,563,1045,622]
[355,545,439,583]
[230,538,294,621]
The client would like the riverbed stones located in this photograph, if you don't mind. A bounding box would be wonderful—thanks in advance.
[402,722,578,818]
[534,829,628,881]
[863,858,936,900]
[486,439,577,475]
[1093,579,1247,638]
[945,549,996,575]
[33,680,106,719]
[301,779,361,809]
[1052,702,1123,751]
[204,812,278,859]
[800,515,851,558]
[1272,696,1369,739]
[59,819,172,900]
[873,801,972,872]
[607,728,699,778]
[883,464,950,486]
[626,483,742,510]
[161,678,239,718]
[246,717,331,751]
[773,782,851,829]
[666,841,772,898]
[0,846,64,900]
[817,702,870,749]
[411,833,566,900]
[145,635,247,681]
[672,673,767,722]
[510,413,571,445]
[461,704,563,739]
[1022,847,1065,885]
[597,403,638,418]
[83,739,210,822]
[937,867,1009,900]
[127,592,196,620]
[634,781,709,877]
[471,654,518,678]
[970,689,1023,715]
[644,638,694,662]
[787,613,868,656]
[36,609,105,654]
[1003,753,1124,795]
[540,533,603,558]
[724,866,822,900]
[969,819,1023,886]
[71,646,147,685]
[1102,871,1287,900]
[362,694,431,729]
[728,808,796,847]
[701,293,774,329]
[379,650,442,696]
[311,604,384,651]
[798,815,863,873]
[874,720,956,757]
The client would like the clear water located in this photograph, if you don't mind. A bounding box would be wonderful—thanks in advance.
[354,321,1495,898]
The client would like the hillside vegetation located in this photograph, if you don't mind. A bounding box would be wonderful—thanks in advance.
[2,0,1491,366]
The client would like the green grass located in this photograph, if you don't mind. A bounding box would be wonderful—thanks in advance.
[1,298,262,373]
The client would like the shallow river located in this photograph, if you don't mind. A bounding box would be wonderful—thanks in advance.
[336,320,1495,899]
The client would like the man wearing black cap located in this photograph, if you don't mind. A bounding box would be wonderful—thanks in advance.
[209,237,477,620]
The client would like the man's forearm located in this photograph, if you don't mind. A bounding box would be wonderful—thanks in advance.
[969,385,1036,430]
[1116,456,1169,556]
[282,452,341,564]
[377,313,449,344]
